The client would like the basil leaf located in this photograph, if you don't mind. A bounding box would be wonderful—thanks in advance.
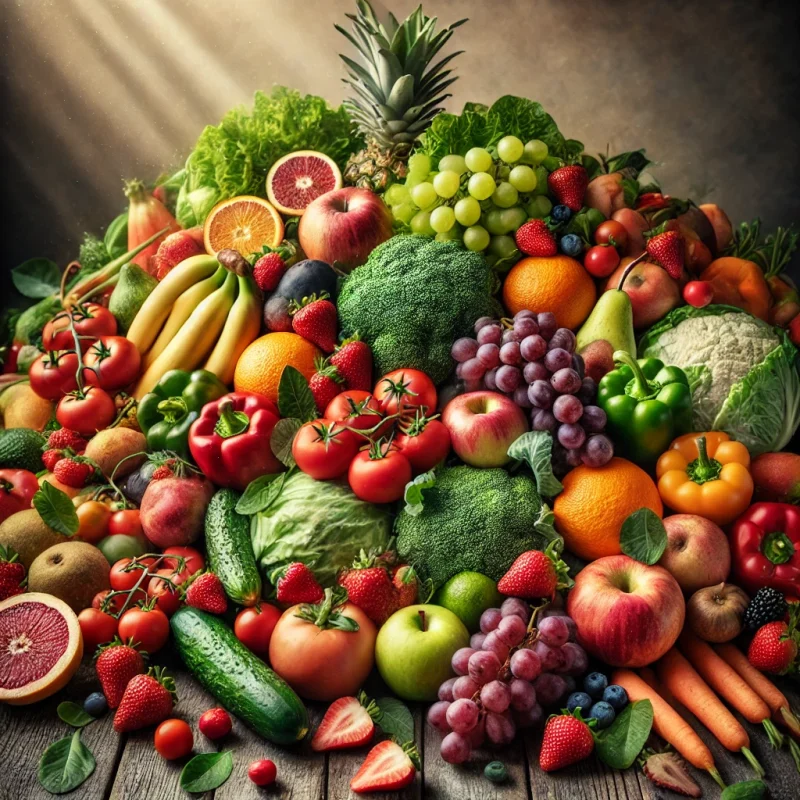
[376,696,414,743]
[277,366,317,423]
[12,258,61,298]
[595,699,653,770]
[38,730,96,794]
[620,508,667,565]
[403,471,436,517]
[33,482,79,536]
[507,431,563,497]
[270,418,302,467]
[180,751,234,793]
[56,702,94,728]
[236,472,286,515]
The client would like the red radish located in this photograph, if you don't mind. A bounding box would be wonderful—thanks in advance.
[124,179,181,275]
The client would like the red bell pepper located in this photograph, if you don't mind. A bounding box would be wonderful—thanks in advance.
[188,392,283,491]
[0,469,40,523]
[731,502,800,596]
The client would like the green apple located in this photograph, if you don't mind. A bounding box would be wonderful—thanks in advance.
[97,533,148,565]
[375,604,469,702]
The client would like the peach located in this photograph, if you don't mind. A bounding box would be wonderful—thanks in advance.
[699,203,734,253]
[585,173,627,218]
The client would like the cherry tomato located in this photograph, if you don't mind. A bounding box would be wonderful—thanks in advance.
[348,448,412,504]
[248,759,277,787]
[583,244,621,279]
[324,390,384,433]
[42,303,117,352]
[154,719,193,760]
[683,280,714,308]
[292,419,360,480]
[118,606,170,653]
[56,386,116,437]
[108,509,144,538]
[395,418,452,473]
[594,220,629,250]
[234,603,282,659]
[76,500,111,544]
[198,708,232,740]
[373,369,437,416]
[82,336,142,392]
[109,557,154,605]
[28,351,80,400]
[93,589,125,615]
[78,607,119,652]
[147,567,184,617]
[162,546,205,580]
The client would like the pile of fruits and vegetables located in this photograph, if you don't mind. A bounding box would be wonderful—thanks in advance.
[2,2,800,796]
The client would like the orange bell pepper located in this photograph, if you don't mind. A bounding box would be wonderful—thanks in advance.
[656,432,753,526]
[701,257,772,321]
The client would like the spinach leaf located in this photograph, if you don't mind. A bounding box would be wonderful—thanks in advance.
[180,751,234,793]
[56,702,95,728]
[38,730,96,794]
[277,367,317,423]
[270,418,302,467]
[507,431,564,497]
[620,508,667,565]
[33,482,79,536]
[12,258,61,299]
[595,700,653,770]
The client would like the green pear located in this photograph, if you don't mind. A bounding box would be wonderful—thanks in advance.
[576,288,637,356]
[108,263,158,333]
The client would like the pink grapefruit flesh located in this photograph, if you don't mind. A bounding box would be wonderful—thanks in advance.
[266,150,342,216]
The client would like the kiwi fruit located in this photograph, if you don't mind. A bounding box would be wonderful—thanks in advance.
[84,428,146,478]
[0,510,69,569]
[28,541,111,613]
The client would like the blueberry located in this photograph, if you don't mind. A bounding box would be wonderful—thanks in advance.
[84,692,108,717]
[587,700,616,729]
[583,671,608,699]
[484,761,508,783]
[552,204,572,222]
[603,684,629,711]
[560,233,583,256]
[566,691,593,713]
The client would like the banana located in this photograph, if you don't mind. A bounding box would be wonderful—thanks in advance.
[142,266,227,369]
[203,274,263,385]
[127,254,219,354]
[132,271,238,400]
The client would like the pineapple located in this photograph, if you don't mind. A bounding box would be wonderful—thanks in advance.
[337,0,466,192]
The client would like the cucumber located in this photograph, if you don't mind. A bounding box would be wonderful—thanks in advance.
[171,607,308,745]
[204,488,261,606]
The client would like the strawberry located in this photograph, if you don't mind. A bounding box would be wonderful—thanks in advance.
[539,711,595,771]
[151,231,204,280]
[46,429,87,452]
[291,293,338,353]
[515,220,557,257]
[41,449,65,472]
[53,457,95,488]
[253,252,287,293]
[330,336,373,391]
[547,165,589,213]
[641,752,701,798]
[350,740,419,794]
[338,552,398,626]
[185,572,227,614]
[748,621,799,674]
[311,694,380,752]
[309,362,345,413]
[497,543,571,599]
[95,638,146,709]
[275,563,324,605]
[113,666,176,733]
[0,545,25,601]
[646,230,685,279]
[392,565,419,610]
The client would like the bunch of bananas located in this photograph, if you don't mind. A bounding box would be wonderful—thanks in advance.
[127,255,262,399]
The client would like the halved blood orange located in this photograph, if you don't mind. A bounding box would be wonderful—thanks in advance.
[0,592,83,705]
[266,151,342,216]
[203,195,285,257]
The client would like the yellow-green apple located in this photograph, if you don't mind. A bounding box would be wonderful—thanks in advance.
[566,555,684,667]
[605,258,681,329]
[376,604,469,701]
[298,187,393,273]
[658,514,730,594]
[441,391,528,467]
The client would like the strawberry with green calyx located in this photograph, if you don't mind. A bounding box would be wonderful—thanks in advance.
[45,429,87,453]
[184,571,227,615]
[53,455,98,488]
[392,564,420,608]
[748,606,800,674]
[338,550,399,626]
[645,228,685,279]
[350,740,420,793]
[271,562,324,605]
[95,637,146,709]
[547,165,589,213]
[497,541,572,599]
[293,586,361,632]
[250,239,300,293]
[330,334,373,391]
[311,691,382,752]
[515,219,557,257]
[639,750,702,798]
[0,544,25,602]
[539,709,595,772]
[290,292,338,353]
[309,358,345,413]
[113,665,176,732]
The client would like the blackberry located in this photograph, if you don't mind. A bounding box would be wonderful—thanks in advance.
[744,587,788,631]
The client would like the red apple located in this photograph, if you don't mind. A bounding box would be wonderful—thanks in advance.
[605,258,681,329]
[298,187,393,273]
[441,391,528,468]
[658,514,731,595]
[567,555,685,667]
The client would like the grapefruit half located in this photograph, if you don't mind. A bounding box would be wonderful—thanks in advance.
[0,592,83,705]
[203,195,284,257]
[266,151,342,216]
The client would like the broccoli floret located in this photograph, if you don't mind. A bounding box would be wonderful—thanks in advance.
[337,235,495,383]
[78,233,111,274]
[395,465,553,587]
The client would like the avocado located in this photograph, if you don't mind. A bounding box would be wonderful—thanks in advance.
[0,428,47,472]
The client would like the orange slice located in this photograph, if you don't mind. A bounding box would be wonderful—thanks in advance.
[203,195,284,256]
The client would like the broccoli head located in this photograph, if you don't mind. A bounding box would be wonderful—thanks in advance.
[395,465,554,587]
[337,235,495,383]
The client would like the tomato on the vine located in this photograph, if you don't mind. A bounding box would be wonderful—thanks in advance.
[594,220,629,250]
[147,567,186,617]
[42,303,117,351]
[292,419,360,480]
[583,244,621,278]
[162,546,205,580]
[28,350,80,401]
[76,500,111,544]
[109,556,154,606]
[77,607,119,652]
[324,390,384,433]
[108,509,144,538]
[56,386,116,436]
[93,589,124,615]
[154,719,193,760]
[117,605,170,653]
[373,369,437,416]
[395,416,451,473]
[234,603,282,658]
[82,336,141,391]
[348,445,412,504]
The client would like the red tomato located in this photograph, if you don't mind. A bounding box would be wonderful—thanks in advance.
[154,719,193,760]
[42,303,117,351]
[118,606,170,653]
[108,509,144,538]
[109,556,154,606]
[683,280,714,308]
[395,418,451,473]
[162,546,205,580]
[373,369,437,416]
[248,760,277,787]
[594,219,629,250]
[28,351,80,400]
[56,386,116,436]
[234,603,282,659]
[198,708,232,740]
[76,500,111,544]
[82,336,142,392]
[324,390,384,433]
[147,568,184,617]
[583,245,621,278]
[78,608,119,652]
[348,448,412,504]
[93,589,124,615]
[0,468,39,523]
[292,419,360,480]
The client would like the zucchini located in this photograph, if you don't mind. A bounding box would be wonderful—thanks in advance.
[205,488,262,606]
[171,607,308,745]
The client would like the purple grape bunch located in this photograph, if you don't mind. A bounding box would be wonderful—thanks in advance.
[451,311,614,471]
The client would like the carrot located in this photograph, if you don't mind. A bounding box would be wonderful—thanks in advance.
[656,648,764,777]
[611,668,725,788]
[639,666,678,706]
[701,257,771,320]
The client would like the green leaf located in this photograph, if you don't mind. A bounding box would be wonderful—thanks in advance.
[376,697,414,743]
[507,431,564,497]
[38,730,96,794]
[12,258,61,298]
[403,470,436,517]
[33,482,79,536]
[595,700,654,770]
[620,508,667,565]
[277,366,317,423]
[236,472,287,515]
[56,702,94,728]
[721,781,767,800]
[270,418,302,467]
[180,751,234,793]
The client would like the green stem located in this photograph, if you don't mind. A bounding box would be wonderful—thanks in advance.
[707,767,726,789]
[762,531,795,566]
[612,350,651,399]
[740,746,765,778]
[686,436,723,484]
[762,718,784,749]
[788,737,800,774]
[214,399,249,438]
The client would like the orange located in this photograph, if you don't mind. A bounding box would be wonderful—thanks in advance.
[203,195,284,256]
[553,457,663,561]
[234,332,321,403]
[502,255,596,330]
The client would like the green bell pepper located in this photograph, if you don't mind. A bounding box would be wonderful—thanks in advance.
[137,369,228,458]
[597,350,693,469]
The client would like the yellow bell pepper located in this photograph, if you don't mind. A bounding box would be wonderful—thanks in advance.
[656,431,753,526]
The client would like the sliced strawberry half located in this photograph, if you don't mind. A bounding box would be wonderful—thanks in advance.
[311,695,379,752]
[350,740,419,794]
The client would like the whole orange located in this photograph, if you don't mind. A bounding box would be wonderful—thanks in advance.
[234,332,320,403]
[502,255,596,330]
[553,457,663,561]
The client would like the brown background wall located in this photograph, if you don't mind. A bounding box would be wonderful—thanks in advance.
[1,0,798,288]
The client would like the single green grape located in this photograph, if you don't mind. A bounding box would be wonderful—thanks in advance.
[384,183,411,206]
[484,209,507,235]
[433,170,460,199]
[454,196,482,227]
[509,165,537,193]
[435,225,462,242]
[411,182,437,209]
[465,147,492,173]
[500,206,528,232]
[438,154,467,175]
[410,210,435,235]
[430,205,456,233]
[585,207,606,230]
[392,202,417,224]
[524,139,549,164]
[492,182,519,209]
[408,153,432,176]
[489,234,518,259]
[463,225,490,251]
[532,165,550,195]
[526,195,553,218]
[468,172,496,201]
[404,173,424,190]
[496,164,511,181]
[497,135,524,163]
